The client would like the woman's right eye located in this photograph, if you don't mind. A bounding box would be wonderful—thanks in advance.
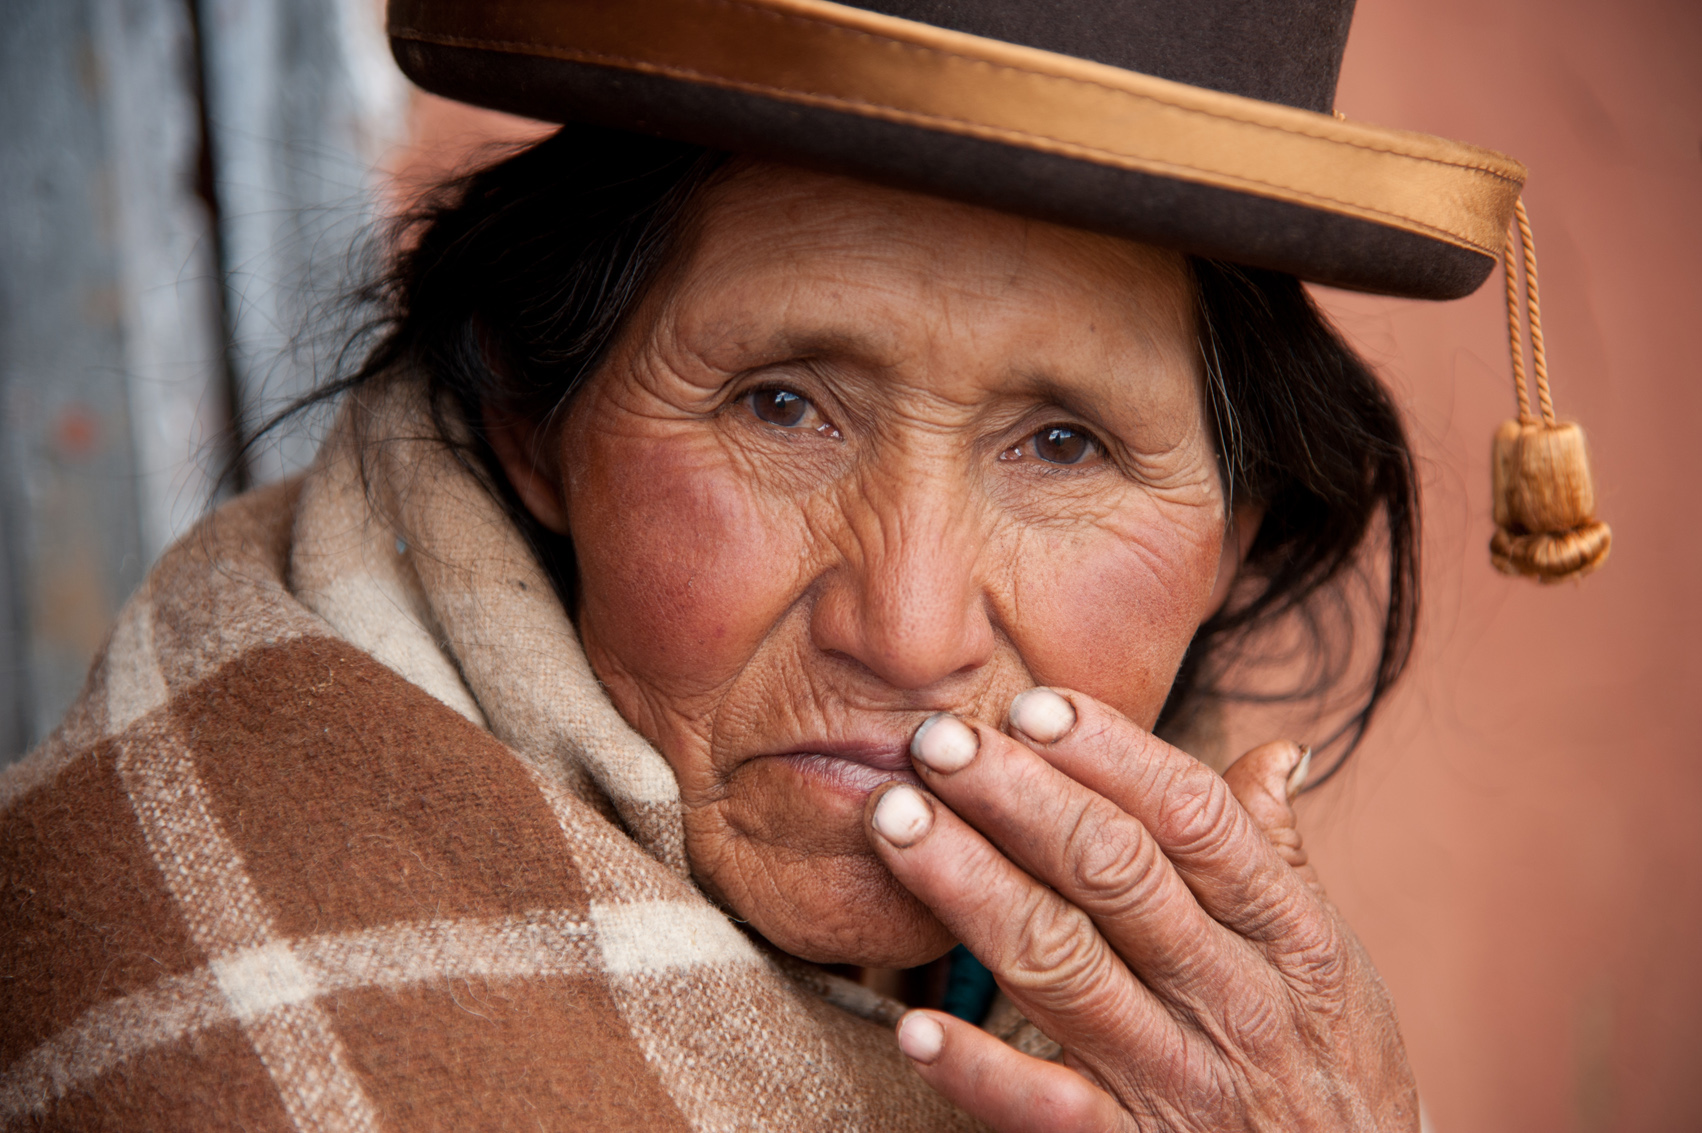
[739,385,844,440]
[747,383,849,438]
[749,387,810,427]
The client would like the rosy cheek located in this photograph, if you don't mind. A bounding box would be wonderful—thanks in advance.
[569,432,799,694]
[1009,516,1220,726]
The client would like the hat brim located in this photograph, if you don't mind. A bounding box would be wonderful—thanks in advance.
[389,0,1525,300]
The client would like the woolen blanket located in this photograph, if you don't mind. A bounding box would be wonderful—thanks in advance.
[0,393,985,1131]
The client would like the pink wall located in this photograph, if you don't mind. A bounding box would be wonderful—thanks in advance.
[1305,1,1702,1129]
[384,2,1701,1126]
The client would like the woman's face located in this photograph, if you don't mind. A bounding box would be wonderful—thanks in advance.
[497,164,1244,967]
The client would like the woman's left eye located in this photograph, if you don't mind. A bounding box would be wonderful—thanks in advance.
[1005,424,1100,466]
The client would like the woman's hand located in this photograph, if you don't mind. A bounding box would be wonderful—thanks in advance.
[864,688,1419,1132]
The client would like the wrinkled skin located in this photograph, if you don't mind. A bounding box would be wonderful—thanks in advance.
[490,164,1419,1130]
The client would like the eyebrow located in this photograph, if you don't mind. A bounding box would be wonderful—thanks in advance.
[742,328,901,372]
[1006,366,1155,432]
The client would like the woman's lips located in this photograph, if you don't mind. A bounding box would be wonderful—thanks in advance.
[769,741,922,795]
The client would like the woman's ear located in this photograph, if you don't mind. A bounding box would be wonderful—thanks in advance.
[485,405,573,535]
[1204,502,1264,620]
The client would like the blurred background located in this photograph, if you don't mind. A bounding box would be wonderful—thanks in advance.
[0,0,1696,1128]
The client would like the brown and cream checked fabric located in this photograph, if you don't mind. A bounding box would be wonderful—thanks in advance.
[1,388,985,1131]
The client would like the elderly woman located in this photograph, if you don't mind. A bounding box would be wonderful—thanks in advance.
[3,0,1583,1129]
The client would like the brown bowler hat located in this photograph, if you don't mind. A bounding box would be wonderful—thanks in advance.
[387,0,1526,301]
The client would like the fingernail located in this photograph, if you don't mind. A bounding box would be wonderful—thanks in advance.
[872,785,934,847]
[1009,687,1076,743]
[1285,744,1313,801]
[910,713,979,773]
[897,1011,945,1064]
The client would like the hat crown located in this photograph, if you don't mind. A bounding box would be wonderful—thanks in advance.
[852,0,1356,112]
[388,0,1521,298]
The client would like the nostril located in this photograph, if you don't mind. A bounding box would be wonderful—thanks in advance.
[862,639,990,691]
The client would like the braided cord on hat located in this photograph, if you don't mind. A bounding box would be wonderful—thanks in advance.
[1502,199,1555,427]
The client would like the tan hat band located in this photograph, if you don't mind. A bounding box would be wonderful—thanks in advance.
[390,0,1526,257]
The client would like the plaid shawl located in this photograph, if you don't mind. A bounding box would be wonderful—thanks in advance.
[0,393,984,1131]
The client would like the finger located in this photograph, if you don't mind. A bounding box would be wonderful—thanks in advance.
[1221,741,1318,882]
[895,1010,1128,1133]
[906,713,1270,1006]
[865,781,1186,1068]
[1006,689,1316,948]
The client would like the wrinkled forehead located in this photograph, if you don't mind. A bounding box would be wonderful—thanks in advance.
[655,161,1201,394]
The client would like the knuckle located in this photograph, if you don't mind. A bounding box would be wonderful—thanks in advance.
[1061,801,1168,917]
[1274,913,1353,993]
[1153,771,1239,858]
[1000,895,1113,1001]
[1224,869,1326,953]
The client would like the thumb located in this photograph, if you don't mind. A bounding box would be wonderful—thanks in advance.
[1223,740,1315,879]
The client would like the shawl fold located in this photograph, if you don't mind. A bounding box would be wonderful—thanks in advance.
[0,391,983,1131]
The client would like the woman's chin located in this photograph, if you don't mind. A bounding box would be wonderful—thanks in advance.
[686,757,956,967]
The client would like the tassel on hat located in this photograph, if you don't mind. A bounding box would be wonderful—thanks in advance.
[1490,200,1611,581]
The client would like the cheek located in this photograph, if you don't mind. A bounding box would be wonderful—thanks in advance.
[1007,504,1222,726]
[567,430,802,696]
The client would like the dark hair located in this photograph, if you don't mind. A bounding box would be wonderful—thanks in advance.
[268,124,1417,784]
[1180,260,1419,781]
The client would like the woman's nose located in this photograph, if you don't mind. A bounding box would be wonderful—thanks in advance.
[808,483,996,691]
